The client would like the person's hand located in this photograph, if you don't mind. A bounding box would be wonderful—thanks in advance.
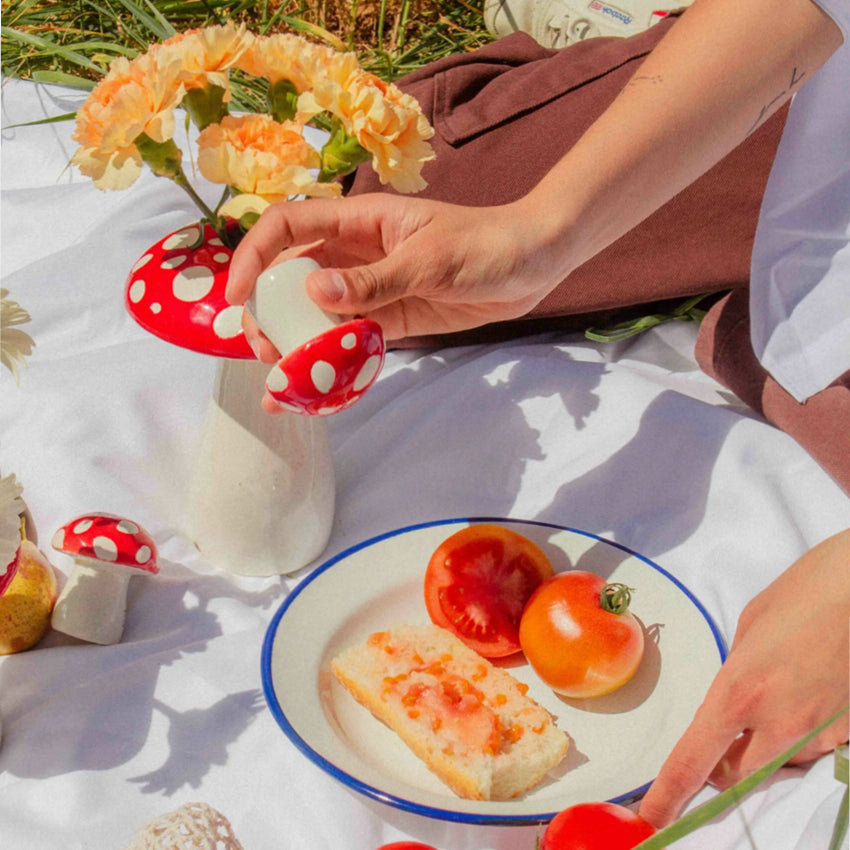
[226,192,570,350]
[639,528,850,828]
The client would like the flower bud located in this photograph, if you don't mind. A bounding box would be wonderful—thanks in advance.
[268,79,300,123]
[318,118,371,182]
[135,133,183,179]
[181,85,229,130]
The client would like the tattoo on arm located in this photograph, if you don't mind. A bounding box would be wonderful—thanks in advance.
[748,66,806,134]
[626,74,664,88]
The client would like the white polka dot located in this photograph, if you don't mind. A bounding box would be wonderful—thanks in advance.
[151,303,162,314]
[163,228,200,250]
[52,529,65,549]
[136,545,152,564]
[311,360,336,394]
[318,404,343,415]
[73,519,93,534]
[213,252,230,264]
[93,536,118,561]
[117,520,139,535]
[212,305,243,339]
[128,279,146,304]
[267,368,289,393]
[172,266,215,302]
[353,355,382,391]
[132,253,153,273]
[161,254,188,270]
[275,400,302,413]
[209,238,224,246]
[340,332,357,350]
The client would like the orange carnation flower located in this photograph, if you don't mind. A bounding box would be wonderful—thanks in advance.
[71,49,185,190]
[197,114,341,217]
[157,22,254,95]
[303,71,435,192]
[238,33,359,92]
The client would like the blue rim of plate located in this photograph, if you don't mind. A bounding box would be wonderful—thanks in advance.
[261,516,728,826]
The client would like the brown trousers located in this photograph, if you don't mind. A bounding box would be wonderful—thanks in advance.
[347,22,850,494]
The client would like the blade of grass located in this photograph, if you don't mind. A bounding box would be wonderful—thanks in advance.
[81,0,156,50]
[828,788,848,850]
[396,0,412,50]
[0,26,104,73]
[30,71,96,90]
[3,112,79,129]
[829,747,850,850]
[275,15,346,51]
[113,0,177,39]
[633,707,850,850]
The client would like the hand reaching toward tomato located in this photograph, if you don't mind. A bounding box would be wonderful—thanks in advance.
[639,528,850,828]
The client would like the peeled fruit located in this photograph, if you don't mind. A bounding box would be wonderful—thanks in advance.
[0,539,57,654]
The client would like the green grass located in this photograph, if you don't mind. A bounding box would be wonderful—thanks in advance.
[0,0,493,90]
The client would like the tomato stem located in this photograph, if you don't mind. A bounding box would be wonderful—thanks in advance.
[600,583,634,614]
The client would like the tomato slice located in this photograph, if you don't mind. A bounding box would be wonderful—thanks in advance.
[424,524,554,658]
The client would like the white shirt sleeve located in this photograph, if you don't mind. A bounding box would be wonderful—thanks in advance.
[748,0,850,402]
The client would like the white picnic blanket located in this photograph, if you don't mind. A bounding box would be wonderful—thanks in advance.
[1,77,847,850]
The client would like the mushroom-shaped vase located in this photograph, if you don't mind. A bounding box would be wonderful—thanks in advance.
[125,223,335,576]
[50,513,158,645]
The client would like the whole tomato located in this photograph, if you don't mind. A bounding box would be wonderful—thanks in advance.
[540,802,657,850]
[375,844,438,850]
[519,571,644,698]
[424,524,554,658]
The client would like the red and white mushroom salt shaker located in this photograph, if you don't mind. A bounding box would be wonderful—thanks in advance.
[50,513,159,645]
[246,257,385,416]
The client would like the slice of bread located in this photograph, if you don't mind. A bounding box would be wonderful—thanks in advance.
[331,623,569,800]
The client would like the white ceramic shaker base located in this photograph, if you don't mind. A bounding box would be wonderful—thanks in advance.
[51,564,132,645]
[188,357,335,576]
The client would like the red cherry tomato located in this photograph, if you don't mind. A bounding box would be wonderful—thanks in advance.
[540,802,657,850]
[375,844,438,850]
[424,524,554,658]
[519,571,644,698]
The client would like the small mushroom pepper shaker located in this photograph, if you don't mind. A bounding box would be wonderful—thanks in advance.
[50,513,159,645]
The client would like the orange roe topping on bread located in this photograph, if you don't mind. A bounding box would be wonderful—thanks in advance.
[332,624,569,801]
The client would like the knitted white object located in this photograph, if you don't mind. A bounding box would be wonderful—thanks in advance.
[124,802,244,850]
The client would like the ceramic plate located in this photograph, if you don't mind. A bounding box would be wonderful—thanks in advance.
[261,518,726,825]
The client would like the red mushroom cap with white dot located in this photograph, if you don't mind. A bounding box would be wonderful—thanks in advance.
[124,223,254,359]
[266,318,385,416]
[51,514,159,574]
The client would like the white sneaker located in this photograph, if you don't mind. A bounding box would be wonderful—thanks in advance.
[483,0,692,48]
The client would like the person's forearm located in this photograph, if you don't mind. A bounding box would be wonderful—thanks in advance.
[518,0,843,278]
